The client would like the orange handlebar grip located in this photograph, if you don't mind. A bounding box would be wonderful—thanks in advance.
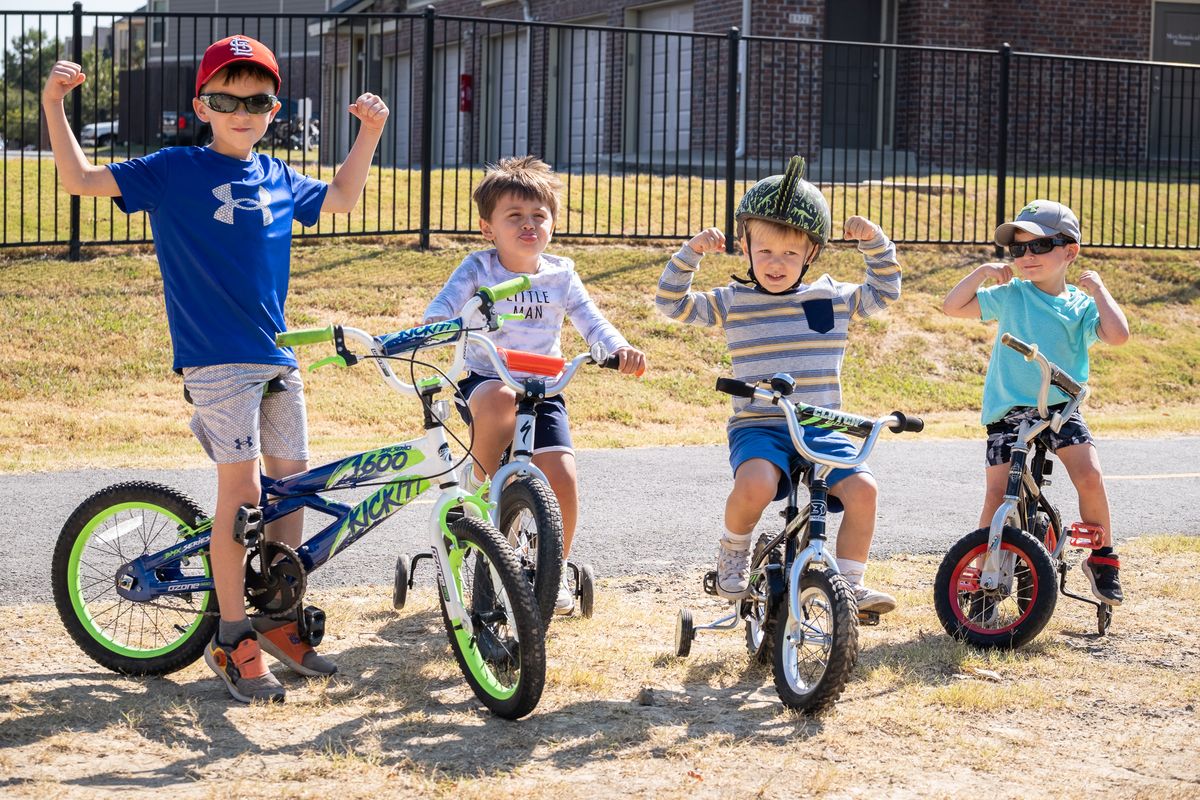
[498,348,566,377]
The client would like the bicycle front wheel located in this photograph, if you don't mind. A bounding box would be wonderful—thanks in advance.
[498,476,563,627]
[439,516,546,719]
[51,482,217,675]
[771,568,859,713]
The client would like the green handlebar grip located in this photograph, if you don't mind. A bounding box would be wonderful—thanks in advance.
[480,275,531,302]
[276,325,335,347]
[499,313,525,321]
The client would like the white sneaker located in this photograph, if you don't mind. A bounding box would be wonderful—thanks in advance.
[460,462,485,493]
[715,541,750,600]
[554,577,575,616]
[851,584,897,614]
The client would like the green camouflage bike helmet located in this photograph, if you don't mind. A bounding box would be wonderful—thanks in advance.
[733,155,831,293]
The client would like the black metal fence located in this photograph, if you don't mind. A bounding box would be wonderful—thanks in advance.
[2,5,1198,257]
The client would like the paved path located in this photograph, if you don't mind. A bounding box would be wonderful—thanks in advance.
[2,438,1197,605]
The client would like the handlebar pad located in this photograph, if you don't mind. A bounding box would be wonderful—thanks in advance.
[497,347,566,377]
[275,326,334,347]
[599,353,647,377]
[1000,332,1034,357]
[715,377,757,399]
[888,411,925,434]
[480,275,532,303]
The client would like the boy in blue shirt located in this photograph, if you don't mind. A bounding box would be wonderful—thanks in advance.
[943,200,1130,605]
[43,35,389,702]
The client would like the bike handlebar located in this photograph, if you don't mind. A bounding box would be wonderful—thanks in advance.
[276,325,334,348]
[1000,333,1088,420]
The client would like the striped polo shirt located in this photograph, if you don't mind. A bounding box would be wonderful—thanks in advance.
[655,235,901,430]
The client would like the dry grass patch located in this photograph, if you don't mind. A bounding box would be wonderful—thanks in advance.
[3,536,1199,798]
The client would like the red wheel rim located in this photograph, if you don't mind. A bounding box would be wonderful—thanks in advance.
[948,541,1039,635]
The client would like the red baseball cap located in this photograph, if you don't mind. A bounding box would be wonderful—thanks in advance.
[195,35,280,96]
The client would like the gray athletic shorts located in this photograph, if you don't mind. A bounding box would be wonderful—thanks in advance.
[181,363,309,464]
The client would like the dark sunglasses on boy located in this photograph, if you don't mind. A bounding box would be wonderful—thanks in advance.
[1007,235,1072,259]
[197,92,278,114]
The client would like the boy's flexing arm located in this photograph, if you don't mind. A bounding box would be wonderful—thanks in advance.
[1079,271,1130,345]
[943,262,1014,318]
[321,93,389,214]
[42,61,120,197]
[842,216,902,319]
[655,227,730,327]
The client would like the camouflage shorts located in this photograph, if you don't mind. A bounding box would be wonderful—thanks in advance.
[984,404,1092,467]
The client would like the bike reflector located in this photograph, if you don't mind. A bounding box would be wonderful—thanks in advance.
[498,348,565,377]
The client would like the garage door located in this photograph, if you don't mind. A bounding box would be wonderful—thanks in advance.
[557,22,606,165]
[433,43,463,165]
[637,2,692,154]
[487,30,530,160]
[381,54,412,166]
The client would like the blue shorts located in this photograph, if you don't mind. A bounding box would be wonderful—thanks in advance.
[728,424,870,504]
[457,372,574,454]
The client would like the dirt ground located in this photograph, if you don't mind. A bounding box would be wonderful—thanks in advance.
[2,536,1198,799]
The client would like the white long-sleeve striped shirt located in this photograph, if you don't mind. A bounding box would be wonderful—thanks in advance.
[656,234,901,429]
[424,249,629,378]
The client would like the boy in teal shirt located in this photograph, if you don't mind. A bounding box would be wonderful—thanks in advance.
[943,200,1130,604]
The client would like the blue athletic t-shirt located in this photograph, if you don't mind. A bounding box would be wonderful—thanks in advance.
[977,278,1100,424]
[108,146,328,371]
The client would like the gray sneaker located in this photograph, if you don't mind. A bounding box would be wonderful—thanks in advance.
[554,576,575,615]
[715,540,751,600]
[851,584,897,614]
[204,633,286,704]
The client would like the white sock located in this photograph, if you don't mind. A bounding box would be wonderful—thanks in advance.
[461,462,485,492]
[720,529,752,551]
[837,558,866,586]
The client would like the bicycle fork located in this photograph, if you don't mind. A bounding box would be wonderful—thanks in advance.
[981,422,1043,591]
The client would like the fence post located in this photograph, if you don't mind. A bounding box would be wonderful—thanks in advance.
[994,42,1011,258]
[419,6,435,250]
[69,1,83,261]
[725,26,740,254]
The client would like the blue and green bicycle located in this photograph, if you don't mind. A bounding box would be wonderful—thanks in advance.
[51,277,547,719]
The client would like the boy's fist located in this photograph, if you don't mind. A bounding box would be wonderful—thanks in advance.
[348,93,389,131]
[1077,270,1106,296]
[979,262,1014,284]
[843,216,881,242]
[686,227,725,255]
[43,60,86,104]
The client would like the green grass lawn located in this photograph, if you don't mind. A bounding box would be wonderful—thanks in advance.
[5,156,1199,248]
[1,239,1197,472]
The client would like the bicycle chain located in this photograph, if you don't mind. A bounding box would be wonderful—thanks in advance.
[134,541,307,620]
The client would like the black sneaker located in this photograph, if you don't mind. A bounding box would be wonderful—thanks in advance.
[1082,554,1124,607]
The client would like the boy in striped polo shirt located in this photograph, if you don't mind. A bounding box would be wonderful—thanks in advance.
[656,156,902,612]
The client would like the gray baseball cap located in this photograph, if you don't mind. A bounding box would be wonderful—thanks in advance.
[994,200,1081,246]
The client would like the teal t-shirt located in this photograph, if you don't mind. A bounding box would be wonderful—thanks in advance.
[977,279,1099,424]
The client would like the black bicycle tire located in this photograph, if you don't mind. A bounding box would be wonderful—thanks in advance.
[498,476,563,627]
[745,531,782,664]
[933,526,1058,650]
[771,568,859,713]
[52,481,217,675]
[439,516,546,719]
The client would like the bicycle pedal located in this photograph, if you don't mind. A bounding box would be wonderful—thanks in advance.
[702,570,719,597]
[1068,522,1105,549]
[232,504,263,547]
[857,610,880,626]
[299,605,326,647]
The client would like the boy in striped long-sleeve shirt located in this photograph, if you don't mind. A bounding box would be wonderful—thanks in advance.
[656,156,902,612]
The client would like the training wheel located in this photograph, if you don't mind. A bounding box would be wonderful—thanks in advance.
[392,554,410,611]
[675,609,695,658]
[577,563,596,619]
[1097,603,1112,636]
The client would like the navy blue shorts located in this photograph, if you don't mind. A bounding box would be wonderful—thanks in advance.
[457,372,574,454]
[728,424,870,504]
[985,404,1093,467]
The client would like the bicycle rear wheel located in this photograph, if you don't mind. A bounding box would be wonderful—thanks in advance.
[771,568,859,713]
[498,476,563,627]
[439,516,545,719]
[52,482,216,675]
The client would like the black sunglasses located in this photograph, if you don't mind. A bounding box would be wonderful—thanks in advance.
[1007,236,1072,258]
[198,92,278,114]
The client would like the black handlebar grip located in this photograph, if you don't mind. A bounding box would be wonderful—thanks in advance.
[888,411,925,434]
[1001,333,1034,357]
[1050,368,1083,396]
[715,377,757,399]
[600,354,621,370]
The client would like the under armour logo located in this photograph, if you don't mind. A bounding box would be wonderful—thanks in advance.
[233,436,253,450]
[229,37,254,57]
[1021,202,1039,215]
[212,184,273,226]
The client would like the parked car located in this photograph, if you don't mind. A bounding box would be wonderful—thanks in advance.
[80,120,120,148]
[161,111,210,146]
